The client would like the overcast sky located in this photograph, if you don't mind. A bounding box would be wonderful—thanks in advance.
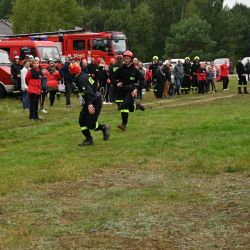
[223,0,250,8]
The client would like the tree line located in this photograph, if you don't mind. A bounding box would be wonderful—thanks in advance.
[1,0,250,63]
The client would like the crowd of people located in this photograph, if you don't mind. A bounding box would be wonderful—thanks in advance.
[147,56,249,99]
[9,51,249,145]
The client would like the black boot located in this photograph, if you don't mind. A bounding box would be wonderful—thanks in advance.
[136,102,145,111]
[244,87,249,94]
[79,138,93,146]
[101,124,111,141]
[238,87,243,94]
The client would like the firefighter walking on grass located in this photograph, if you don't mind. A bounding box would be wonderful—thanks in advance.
[115,50,145,131]
[69,62,111,146]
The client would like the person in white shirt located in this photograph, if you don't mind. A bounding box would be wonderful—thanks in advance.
[21,60,30,110]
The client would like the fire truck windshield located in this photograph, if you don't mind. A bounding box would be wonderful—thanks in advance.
[112,39,126,55]
[0,50,11,65]
[38,46,61,62]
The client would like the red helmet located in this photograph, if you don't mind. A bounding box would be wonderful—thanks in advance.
[123,50,133,58]
[69,62,81,74]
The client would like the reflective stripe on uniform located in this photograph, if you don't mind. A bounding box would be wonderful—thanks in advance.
[130,77,135,80]
[88,77,95,85]
[81,126,88,131]
[95,122,99,130]
[113,67,119,72]
[121,109,129,113]
[115,100,123,103]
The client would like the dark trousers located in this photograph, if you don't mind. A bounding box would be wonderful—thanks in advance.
[120,92,135,125]
[198,80,206,94]
[40,92,46,110]
[221,76,229,89]
[65,81,73,106]
[29,93,40,119]
[156,81,164,98]
[238,74,247,86]
[79,97,102,139]
[104,84,111,102]
[49,90,57,106]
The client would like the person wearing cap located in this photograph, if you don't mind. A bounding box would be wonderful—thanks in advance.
[69,62,111,146]
[191,56,200,93]
[20,60,30,110]
[182,57,192,94]
[11,55,23,98]
[25,58,42,121]
[59,56,74,107]
[115,50,145,131]
[28,55,34,68]
[236,58,249,94]
[45,58,61,107]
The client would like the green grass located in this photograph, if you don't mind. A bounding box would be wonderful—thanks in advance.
[0,77,249,249]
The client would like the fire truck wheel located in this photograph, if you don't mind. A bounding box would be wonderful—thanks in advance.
[0,85,6,98]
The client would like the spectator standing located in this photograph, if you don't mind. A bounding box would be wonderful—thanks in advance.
[137,61,146,100]
[40,68,48,113]
[245,59,250,81]
[220,59,230,90]
[46,58,61,107]
[20,60,30,110]
[173,60,184,95]
[182,57,192,94]
[60,56,74,107]
[206,66,216,93]
[191,56,200,93]
[11,55,22,99]
[25,58,42,120]
[236,59,249,94]
[197,63,207,94]
[162,60,171,98]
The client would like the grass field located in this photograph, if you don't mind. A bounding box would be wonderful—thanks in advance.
[0,77,249,249]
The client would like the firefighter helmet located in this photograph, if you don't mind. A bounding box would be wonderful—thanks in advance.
[194,56,200,61]
[69,62,81,74]
[153,56,159,61]
[185,57,190,61]
[123,50,133,58]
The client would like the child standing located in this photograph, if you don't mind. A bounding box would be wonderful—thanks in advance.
[40,68,48,113]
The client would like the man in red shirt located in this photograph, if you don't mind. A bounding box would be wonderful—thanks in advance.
[220,59,229,90]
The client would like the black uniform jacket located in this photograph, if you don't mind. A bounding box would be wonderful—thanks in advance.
[115,64,144,92]
[75,73,99,105]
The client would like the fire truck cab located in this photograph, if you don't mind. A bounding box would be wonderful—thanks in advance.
[0,40,62,68]
[0,49,12,97]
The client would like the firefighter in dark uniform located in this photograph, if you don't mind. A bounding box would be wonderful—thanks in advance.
[115,50,145,131]
[182,57,192,94]
[109,56,123,108]
[236,58,249,94]
[191,56,200,93]
[69,62,111,146]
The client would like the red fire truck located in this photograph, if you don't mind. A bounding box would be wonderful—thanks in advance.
[0,49,12,97]
[1,29,128,64]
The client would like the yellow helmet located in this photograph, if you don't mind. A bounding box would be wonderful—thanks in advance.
[153,56,159,60]
[194,56,200,61]
[185,57,190,61]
